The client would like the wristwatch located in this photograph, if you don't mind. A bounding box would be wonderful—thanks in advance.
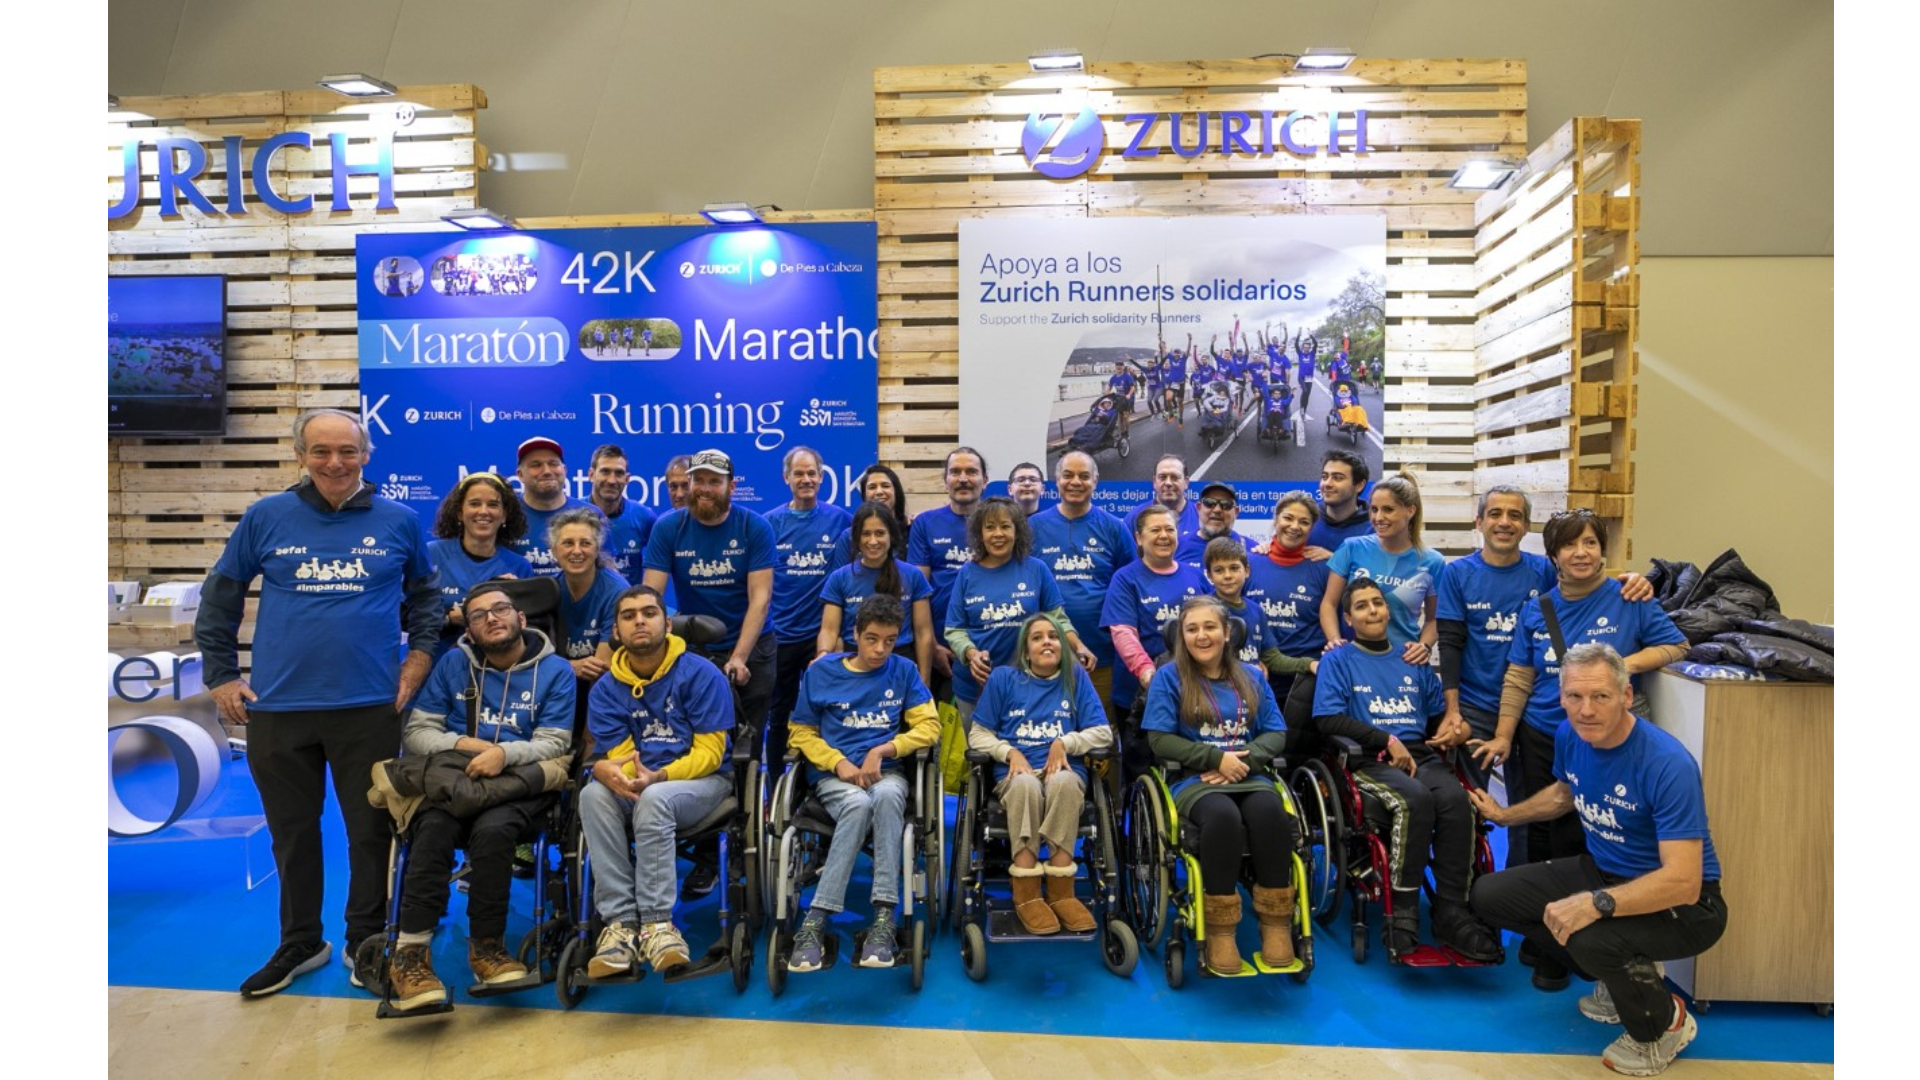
[1592,889,1617,918]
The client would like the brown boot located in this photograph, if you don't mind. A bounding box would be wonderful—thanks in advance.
[1010,865,1060,934]
[1250,885,1297,967]
[1201,893,1244,975]
[1043,863,1097,932]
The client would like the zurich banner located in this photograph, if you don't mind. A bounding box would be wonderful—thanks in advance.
[356,223,879,514]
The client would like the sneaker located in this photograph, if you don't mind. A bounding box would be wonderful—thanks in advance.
[638,922,691,972]
[859,907,899,968]
[587,922,638,979]
[682,862,719,899]
[468,936,528,985]
[239,940,331,999]
[1581,979,1623,1025]
[1601,997,1697,1076]
[511,843,536,880]
[787,913,828,973]
[386,944,447,1012]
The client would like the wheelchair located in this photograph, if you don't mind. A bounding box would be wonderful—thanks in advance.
[1288,724,1502,968]
[365,575,572,1019]
[764,745,943,994]
[947,743,1138,981]
[549,614,766,1007]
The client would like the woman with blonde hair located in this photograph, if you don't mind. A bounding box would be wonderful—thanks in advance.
[1317,472,1446,665]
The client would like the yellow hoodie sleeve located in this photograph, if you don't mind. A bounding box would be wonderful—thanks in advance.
[788,723,844,772]
[658,731,727,782]
[887,701,941,760]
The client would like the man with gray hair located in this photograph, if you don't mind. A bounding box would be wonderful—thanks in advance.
[1469,643,1727,1077]
[196,408,443,998]
[1029,450,1136,717]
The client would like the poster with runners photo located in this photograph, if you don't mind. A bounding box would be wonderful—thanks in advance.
[959,216,1385,529]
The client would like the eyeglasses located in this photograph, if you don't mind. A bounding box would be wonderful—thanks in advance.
[469,601,518,623]
[1200,498,1236,511]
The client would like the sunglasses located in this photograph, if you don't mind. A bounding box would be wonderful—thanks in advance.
[1200,497,1236,511]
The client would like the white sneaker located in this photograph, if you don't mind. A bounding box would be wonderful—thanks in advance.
[588,922,638,978]
[638,921,691,972]
[1601,996,1697,1076]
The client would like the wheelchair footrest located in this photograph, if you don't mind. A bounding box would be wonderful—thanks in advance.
[579,967,649,987]
[984,909,1099,944]
[1391,944,1459,968]
[1252,952,1307,976]
[375,997,455,1020]
[1198,957,1260,978]
[1434,944,1502,968]
[662,943,732,984]
[467,971,543,998]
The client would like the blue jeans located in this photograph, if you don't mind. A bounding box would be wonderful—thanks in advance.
[807,771,909,913]
[579,773,731,925]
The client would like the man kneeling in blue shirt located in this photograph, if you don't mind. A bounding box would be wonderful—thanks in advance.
[1470,643,1728,1077]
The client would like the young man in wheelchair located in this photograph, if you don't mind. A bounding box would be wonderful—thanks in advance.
[577,584,736,979]
[1310,577,1503,962]
[785,594,940,971]
[385,578,576,1011]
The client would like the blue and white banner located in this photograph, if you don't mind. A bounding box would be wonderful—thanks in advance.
[960,216,1386,538]
[356,223,878,515]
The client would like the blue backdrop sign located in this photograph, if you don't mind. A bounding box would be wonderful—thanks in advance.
[356,223,879,514]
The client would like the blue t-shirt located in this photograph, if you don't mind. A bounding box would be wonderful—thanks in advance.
[416,638,575,744]
[426,538,536,658]
[820,559,934,646]
[1140,662,1284,795]
[642,508,777,652]
[1029,505,1138,667]
[945,557,1066,704]
[971,664,1108,781]
[1177,527,1250,573]
[1123,498,1200,539]
[791,653,933,776]
[1244,555,1330,658]
[513,497,596,580]
[764,502,855,642]
[1108,370,1136,395]
[1312,643,1447,743]
[1099,560,1213,710]
[1328,536,1448,649]
[906,505,972,637]
[601,498,657,583]
[586,649,734,772]
[556,567,630,660]
[1555,717,1721,882]
[1306,507,1372,553]
[212,489,435,711]
[1509,578,1689,735]
[1436,551,1555,714]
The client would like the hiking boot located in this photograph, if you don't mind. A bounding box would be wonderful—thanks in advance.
[386,944,447,1012]
[1043,864,1097,933]
[1010,866,1060,935]
[468,936,527,985]
[638,921,691,972]
[1534,954,1572,992]
[239,940,331,999]
[788,911,828,973]
[859,906,899,968]
[1601,996,1697,1076]
[1432,900,1502,963]
[1201,893,1244,975]
[587,922,638,979]
[1249,884,1297,967]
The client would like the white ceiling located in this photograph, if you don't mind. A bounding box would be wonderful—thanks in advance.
[108,0,1835,256]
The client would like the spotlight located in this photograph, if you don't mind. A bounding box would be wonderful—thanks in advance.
[1028,49,1086,73]
[441,207,516,230]
[1447,158,1525,191]
[1293,48,1356,72]
[318,73,398,98]
[701,202,763,225]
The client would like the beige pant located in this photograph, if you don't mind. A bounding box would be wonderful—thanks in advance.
[995,769,1086,857]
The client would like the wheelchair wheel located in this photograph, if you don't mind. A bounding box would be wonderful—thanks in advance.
[1102,919,1139,978]
[1290,937,1314,983]
[556,938,587,1009]
[766,924,789,998]
[1164,939,1186,989]
[924,794,945,929]
[961,922,988,982]
[948,786,976,932]
[729,920,752,994]
[1351,921,1369,965]
[1291,759,1345,925]
[1124,778,1171,952]
[911,916,927,991]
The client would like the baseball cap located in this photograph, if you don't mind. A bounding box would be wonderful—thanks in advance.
[1198,481,1237,504]
[688,449,733,477]
[517,436,563,463]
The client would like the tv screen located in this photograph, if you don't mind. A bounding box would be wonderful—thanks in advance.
[109,274,228,437]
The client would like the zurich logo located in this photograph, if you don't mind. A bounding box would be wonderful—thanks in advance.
[1022,109,1104,179]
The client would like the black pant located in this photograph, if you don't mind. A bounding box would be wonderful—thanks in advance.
[768,636,818,767]
[699,633,775,753]
[1353,744,1476,900]
[399,796,551,940]
[1510,722,1588,868]
[1473,856,1728,1042]
[1184,787,1295,895]
[246,704,401,949]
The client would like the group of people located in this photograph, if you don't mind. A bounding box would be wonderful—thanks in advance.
[196,409,1724,1076]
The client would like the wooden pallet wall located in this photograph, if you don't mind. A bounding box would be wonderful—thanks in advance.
[1470,118,1640,565]
[107,85,486,654]
[872,59,1530,550]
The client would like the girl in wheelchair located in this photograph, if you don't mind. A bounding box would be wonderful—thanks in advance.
[1310,577,1502,963]
[1141,595,1297,975]
[967,613,1113,935]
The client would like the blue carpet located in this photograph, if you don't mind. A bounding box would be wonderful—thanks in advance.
[108,767,1833,1062]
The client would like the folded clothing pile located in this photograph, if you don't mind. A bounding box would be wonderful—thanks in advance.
[1644,549,1833,683]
